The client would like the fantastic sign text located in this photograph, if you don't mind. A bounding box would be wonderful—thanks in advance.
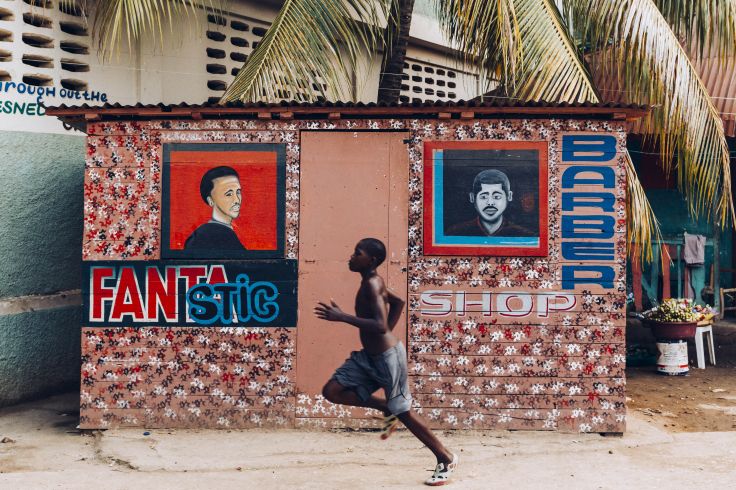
[83,261,297,327]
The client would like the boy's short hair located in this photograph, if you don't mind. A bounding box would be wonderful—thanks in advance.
[358,238,386,267]
[200,166,240,203]
[472,169,511,195]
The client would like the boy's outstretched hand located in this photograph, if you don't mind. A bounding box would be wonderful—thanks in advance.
[315,300,345,322]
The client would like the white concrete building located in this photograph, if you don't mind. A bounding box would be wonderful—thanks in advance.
[0,0,479,134]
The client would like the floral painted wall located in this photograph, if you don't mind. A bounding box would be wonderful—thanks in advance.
[80,116,626,433]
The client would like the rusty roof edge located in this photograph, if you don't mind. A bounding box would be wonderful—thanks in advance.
[45,100,650,127]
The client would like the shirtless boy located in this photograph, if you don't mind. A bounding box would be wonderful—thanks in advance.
[315,238,458,486]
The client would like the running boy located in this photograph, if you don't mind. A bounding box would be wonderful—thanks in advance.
[315,238,458,486]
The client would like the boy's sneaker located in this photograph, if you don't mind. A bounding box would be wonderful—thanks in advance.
[379,414,399,440]
[424,453,458,486]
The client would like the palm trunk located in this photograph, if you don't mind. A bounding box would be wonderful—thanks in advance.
[377,0,415,104]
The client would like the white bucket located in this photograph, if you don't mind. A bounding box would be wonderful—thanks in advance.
[656,340,689,375]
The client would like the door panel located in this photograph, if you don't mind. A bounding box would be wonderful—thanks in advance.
[387,135,410,305]
[297,131,409,405]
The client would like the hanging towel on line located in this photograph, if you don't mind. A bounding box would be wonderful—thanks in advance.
[683,232,706,266]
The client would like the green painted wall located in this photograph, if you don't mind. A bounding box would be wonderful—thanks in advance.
[627,137,734,308]
[0,130,84,406]
[0,131,84,297]
[0,307,81,405]
[644,189,733,292]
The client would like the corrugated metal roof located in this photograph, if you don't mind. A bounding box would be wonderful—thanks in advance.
[46,99,648,110]
[690,46,736,137]
[593,43,736,137]
[45,99,649,131]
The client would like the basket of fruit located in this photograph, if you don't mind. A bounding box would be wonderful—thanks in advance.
[642,298,699,340]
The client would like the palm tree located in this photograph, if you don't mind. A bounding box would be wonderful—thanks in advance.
[377,0,415,104]
[222,0,736,262]
[84,1,736,261]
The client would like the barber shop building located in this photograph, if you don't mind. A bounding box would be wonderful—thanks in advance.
[47,100,644,433]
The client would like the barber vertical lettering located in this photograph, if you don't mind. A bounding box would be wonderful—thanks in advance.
[561,135,617,290]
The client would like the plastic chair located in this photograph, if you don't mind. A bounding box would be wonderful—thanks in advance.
[694,324,716,369]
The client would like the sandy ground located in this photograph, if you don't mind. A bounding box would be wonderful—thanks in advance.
[627,321,736,432]
[1,393,736,489]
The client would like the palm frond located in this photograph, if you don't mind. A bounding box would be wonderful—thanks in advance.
[72,0,223,60]
[221,0,390,103]
[512,0,600,102]
[625,150,662,263]
[437,0,598,102]
[652,0,736,59]
[567,0,735,228]
[435,0,521,93]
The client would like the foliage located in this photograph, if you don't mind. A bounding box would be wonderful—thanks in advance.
[437,0,599,103]
[59,0,223,59]
[567,0,734,238]
[624,152,662,263]
[222,0,390,103]
[643,298,715,323]
[437,0,735,260]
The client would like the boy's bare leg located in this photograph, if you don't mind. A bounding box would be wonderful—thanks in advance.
[398,410,454,464]
[322,379,390,415]
[324,382,452,462]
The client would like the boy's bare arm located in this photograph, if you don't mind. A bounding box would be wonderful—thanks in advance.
[386,288,405,330]
[315,280,388,334]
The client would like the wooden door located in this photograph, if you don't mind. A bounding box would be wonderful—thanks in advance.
[297,131,409,409]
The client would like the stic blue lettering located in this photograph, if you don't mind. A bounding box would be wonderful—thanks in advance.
[251,284,279,322]
[212,283,237,324]
[187,284,220,325]
[185,273,280,324]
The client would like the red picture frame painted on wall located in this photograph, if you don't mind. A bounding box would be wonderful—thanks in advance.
[161,143,286,259]
[423,140,549,256]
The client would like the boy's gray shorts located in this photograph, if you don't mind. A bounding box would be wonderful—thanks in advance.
[331,341,412,415]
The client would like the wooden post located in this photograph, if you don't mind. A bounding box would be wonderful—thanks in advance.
[632,257,643,311]
[661,244,671,299]
[676,243,682,298]
[713,207,721,310]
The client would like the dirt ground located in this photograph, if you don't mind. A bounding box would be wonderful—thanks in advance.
[2,324,736,488]
[626,320,736,432]
[3,393,736,489]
